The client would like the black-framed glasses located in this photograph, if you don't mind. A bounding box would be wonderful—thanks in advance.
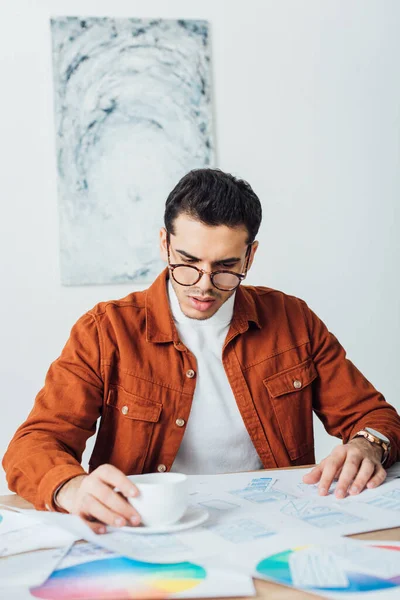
[167,240,252,292]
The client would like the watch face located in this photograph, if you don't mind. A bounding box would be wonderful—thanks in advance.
[365,427,390,444]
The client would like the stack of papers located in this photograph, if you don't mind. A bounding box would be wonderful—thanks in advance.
[0,507,254,599]
[6,542,255,600]
[1,464,399,599]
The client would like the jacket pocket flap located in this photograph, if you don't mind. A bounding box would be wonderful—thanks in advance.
[107,386,162,422]
[263,358,317,398]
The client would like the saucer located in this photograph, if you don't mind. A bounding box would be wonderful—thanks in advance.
[113,506,209,535]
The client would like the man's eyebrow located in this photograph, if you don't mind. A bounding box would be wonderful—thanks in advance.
[176,249,241,263]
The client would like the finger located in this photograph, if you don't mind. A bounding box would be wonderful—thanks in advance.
[302,464,323,484]
[303,461,342,485]
[334,454,362,498]
[89,479,141,526]
[95,464,139,499]
[334,466,343,479]
[81,517,107,535]
[348,458,376,495]
[366,465,387,489]
[80,494,128,527]
[318,454,346,496]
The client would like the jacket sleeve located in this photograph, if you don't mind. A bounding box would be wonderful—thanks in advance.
[301,300,400,467]
[2,312,103,510]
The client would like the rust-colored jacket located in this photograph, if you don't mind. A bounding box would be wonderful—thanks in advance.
[3,270,400,510]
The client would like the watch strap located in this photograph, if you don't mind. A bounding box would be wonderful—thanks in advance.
[353,429,390,465]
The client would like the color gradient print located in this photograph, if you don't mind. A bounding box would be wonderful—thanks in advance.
[256,544,400,594]
[30,556,206,599]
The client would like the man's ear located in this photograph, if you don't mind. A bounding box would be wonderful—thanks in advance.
[247,241,259,271]
[159,228,168,262]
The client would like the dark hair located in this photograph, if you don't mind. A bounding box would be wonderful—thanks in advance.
[164,168,262,244]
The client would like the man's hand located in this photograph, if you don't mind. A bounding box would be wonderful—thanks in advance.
[302,437,387,499]
[55,464,141,533]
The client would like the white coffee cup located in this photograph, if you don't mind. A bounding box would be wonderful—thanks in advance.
[126,472,189,527]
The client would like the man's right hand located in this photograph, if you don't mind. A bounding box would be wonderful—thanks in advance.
[55,464,141,534]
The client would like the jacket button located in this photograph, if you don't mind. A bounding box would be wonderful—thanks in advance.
[293,380,302,389]
[176,418,185,427]
[157,464,167,472]
[186,369,195,378]
[121,405,129,415]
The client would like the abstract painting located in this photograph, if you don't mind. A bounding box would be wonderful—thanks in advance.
[50,18,215,285]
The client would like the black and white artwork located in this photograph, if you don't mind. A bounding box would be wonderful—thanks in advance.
[50,17,215,285]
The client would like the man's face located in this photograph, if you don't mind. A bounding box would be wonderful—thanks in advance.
[160,214,258,320]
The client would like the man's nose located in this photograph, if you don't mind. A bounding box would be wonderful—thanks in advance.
[198,270,213,292]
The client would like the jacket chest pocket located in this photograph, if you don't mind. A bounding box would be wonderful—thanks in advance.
[263,358,317,460]
[108,387,162,422]
[89,385,162,474]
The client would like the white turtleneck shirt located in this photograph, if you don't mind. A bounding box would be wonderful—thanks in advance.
[169,280,263,474]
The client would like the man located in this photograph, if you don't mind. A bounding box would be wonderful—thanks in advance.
[3,169,400,534]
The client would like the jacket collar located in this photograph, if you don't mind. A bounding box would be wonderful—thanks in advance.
[231,282,262,333]
[145,269,179,343]
[145,268,261,343]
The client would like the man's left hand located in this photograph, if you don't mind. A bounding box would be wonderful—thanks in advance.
[302,437,387,499]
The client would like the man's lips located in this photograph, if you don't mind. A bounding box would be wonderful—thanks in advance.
[188,296,217,311]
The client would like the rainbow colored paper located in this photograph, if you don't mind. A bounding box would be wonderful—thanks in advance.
[256,544,400,594]
[31,555,206,599]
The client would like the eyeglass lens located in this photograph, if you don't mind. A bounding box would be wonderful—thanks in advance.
[172,266,241,291]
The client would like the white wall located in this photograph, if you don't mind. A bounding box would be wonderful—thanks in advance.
[1,0,399,495]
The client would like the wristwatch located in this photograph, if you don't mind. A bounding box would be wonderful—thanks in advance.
[353,427,390,465]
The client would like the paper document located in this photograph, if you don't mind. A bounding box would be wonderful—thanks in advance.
[10,469,400,562]
[329,542,400,579]
[0,522,77,557]
[345,478,400,511]
[0,545,71,590]
[2,541,255,600]
[0,508,77,556]
[289,546,349,588]
[189,471,400,536]
[0,509,41,535]
[5,467,400,568]
[220,531,400,600]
